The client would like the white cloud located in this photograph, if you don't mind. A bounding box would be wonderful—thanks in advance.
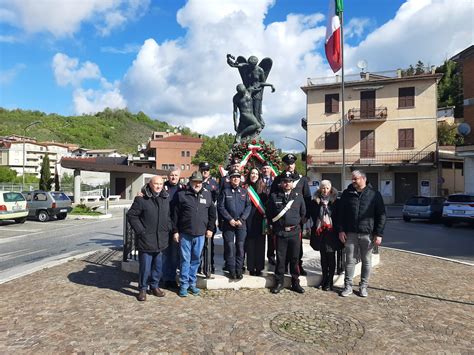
[0,64,26,85]
[101,43,141,54]
[345,18,371,39]
[73,85,127,115]
[344,0,474,73]
[0,0,150,37]
[52,53,101,87]
[51,53,126,114]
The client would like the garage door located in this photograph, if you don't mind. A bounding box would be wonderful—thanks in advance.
[395,173,418,204]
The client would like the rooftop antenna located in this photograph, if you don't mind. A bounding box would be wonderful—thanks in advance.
[357,59,367,72]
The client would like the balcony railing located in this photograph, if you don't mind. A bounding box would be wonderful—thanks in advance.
[308,151,435,165]
[348,107,388,121]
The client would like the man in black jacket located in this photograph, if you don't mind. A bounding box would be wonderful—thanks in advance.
[127,175,172,302]
[172,171,216,297]
[161,168,185,289]
[338,170,386,298]
[267,172,306,294]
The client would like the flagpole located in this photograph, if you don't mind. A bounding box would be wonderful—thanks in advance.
[340,8,346,189]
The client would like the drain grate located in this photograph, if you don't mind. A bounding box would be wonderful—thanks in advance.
[81,249,121,265]
[270,311,365,346]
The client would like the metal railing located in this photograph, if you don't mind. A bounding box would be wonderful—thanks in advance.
[123,208,138,262]
[308,151,435,165]
[348,107,388,121]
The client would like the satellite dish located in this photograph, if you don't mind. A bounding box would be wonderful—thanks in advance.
[458,123,471,136]
[357,59,368,72]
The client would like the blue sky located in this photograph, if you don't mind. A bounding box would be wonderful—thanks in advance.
[0,0,472,150]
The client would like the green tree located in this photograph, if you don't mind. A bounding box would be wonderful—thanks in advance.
[0,166,18,182]
[436,60,463,118]
[192,133,235,176]
[39,154,52,191]
[438,122,464,146]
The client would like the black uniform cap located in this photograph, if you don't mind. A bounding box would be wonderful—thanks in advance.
[199,162,210,171]
[282,153,297,164]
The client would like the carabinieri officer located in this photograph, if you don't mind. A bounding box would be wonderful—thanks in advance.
[267,171,306,294]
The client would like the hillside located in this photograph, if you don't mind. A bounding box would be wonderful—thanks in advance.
[0,108,196,153]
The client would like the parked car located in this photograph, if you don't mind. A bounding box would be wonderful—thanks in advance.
[0,191,28,224]
[402,196,446,222]
[442,193,474,227]
[22,190,72,222]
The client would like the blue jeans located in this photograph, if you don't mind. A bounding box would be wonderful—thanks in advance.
[344,233,373,288]
[223,227,247,273]
[162,239,180,282]
[138,251,163,291]
[179,233,205,289]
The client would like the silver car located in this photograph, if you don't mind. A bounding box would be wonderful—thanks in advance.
[402,196,446,222]
[22,190,72,222]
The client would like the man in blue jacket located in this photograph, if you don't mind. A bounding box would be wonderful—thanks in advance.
[127,175,172,302]
[172,171,216,297]
[218,168,251,280]
[338,170,386,298]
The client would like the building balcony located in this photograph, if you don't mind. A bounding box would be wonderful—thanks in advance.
[347,107,388,122]
[307,150,435,166]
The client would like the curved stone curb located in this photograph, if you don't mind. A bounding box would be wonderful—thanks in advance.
[70,213,113,220]
[383,246,474,266]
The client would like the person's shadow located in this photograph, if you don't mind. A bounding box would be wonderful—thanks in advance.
[68,259,138,297]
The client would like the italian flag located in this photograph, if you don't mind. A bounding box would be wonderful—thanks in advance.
[325,0,343,73]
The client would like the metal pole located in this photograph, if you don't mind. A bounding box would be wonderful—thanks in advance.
[340,10,346,189]
[22,133,26,191]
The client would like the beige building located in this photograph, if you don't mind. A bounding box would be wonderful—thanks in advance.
[452,45,474,193]
[302,69,443,204]
[0,139,69,178]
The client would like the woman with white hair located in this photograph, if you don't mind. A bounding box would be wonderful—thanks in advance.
[309,179,343,291]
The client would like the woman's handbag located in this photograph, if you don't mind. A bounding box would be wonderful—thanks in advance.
[310,227,321,251]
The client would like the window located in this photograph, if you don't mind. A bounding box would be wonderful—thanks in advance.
[399,87,415,108]
[441,161,452,169]
[186,151,190,157]
[181,164,185,170]
[324,132,339,150]
[186,164,190,170]
[398,129,414,149]
[181,151,185,157]
[161,164,169,170]
[325,94,339,113]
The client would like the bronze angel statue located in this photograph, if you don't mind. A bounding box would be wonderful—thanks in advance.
[227,54,275,141]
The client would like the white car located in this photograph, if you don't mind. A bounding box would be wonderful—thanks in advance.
[442,193,474,227]
[0,191,28,224]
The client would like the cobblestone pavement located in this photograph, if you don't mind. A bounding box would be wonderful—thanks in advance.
[1,248,473,353]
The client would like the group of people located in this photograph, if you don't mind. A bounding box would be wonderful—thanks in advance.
[127,153,386,301]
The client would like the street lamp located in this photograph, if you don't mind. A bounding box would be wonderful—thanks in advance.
[22,121,42,190]
[284,136,308,176]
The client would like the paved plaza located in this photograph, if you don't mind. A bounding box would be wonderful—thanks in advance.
[0,248,473,353]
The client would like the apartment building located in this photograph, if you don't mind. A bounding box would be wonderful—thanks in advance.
[144,133,203,179]
[0,138,69,177]
[302,68,442,204]
[453,45,474,192]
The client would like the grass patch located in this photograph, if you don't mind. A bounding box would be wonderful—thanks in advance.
[70,204,102,216]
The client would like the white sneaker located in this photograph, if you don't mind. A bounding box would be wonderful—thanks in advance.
[359,287,368,297]
[340,286,353,297]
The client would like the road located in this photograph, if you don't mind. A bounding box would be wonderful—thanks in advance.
[383,219,474,263]
[0,213,123,283]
